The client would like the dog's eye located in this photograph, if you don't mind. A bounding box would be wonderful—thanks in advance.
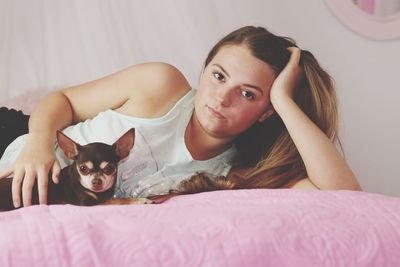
[102,163,116,175]
[79,165,91,175]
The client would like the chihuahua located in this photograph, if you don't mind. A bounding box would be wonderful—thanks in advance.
[0,128,136,211]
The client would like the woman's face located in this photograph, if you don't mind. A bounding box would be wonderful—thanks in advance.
[195,44,277,140]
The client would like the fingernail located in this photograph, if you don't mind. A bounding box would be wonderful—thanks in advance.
[14,201,20,208]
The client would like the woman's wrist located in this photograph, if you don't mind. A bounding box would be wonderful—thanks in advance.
[270,93,296,116]
[26,131,56,147]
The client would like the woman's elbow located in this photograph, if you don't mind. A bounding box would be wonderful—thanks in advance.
[346,181,363,191]
[290,177,363,191]
[332,174,363,191]
[318,178,363,191]
[289,178,320,190]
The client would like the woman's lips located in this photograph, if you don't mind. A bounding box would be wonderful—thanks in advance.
[207,105,226,119]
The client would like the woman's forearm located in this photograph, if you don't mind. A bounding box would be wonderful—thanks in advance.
[28,91,73,145]
[274,96,362,191]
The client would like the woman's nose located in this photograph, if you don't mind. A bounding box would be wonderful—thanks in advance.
[216,86,232,107]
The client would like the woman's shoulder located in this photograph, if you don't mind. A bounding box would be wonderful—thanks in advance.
[124,62,190,94]
[116,62,192,118]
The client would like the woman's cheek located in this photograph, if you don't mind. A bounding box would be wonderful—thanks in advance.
[238,107,260,125]
[201,76,216,90]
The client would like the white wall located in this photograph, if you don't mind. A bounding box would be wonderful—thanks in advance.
[0,0,399,196]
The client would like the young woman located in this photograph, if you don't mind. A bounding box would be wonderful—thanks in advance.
[0,26,362,208]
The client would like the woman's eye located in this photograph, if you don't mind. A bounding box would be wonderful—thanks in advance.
[212,71,225,82]
[102,163,116,175]
[79,165,91,175]
[241,90,255,100]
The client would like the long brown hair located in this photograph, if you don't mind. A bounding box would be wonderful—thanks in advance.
[198,26,340,189]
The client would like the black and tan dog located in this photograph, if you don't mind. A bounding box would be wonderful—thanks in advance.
[0,129,139,211]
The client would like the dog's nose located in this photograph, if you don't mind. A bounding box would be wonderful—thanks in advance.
[92,179,102,186]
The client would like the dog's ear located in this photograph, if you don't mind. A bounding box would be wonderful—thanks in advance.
[57,130,79,159]
[113,128,135,160]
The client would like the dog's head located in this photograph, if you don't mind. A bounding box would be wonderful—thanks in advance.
[56,129,135,192]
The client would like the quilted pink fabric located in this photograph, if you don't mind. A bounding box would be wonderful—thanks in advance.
[0,189,399,267]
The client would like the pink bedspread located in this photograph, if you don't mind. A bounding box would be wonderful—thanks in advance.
[1,189,399,267]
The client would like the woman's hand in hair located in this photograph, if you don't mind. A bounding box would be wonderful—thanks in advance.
[269,47,303,108]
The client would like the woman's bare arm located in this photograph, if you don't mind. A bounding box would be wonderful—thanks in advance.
[0,62,190,207]
[273,97,361,190]
[270,48,361,191]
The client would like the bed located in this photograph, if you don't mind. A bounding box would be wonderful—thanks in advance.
[0,94,399,266]
[0,188,399,266]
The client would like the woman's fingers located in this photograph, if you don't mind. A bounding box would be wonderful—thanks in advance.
[284,47,302,78]
[10,165,52,207]
[269,47,305,108]
[0,165,13,180]
[5,138,56,208]
[285,47,303,87]
[51,161,61,184]
[37,167,49,205]
[5,160,54,208]
[12,168,24,208]
[22,167,36,207]
[287,47,301,67]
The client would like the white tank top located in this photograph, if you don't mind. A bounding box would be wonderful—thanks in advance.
[0,89,236,198]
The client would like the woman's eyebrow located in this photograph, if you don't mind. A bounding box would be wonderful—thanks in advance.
[213,63,231,78]
[212,63,264,94]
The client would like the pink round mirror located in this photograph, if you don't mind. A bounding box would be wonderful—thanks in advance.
[324,0,400,40]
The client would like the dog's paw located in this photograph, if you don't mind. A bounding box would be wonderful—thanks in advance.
[134,198,155,204]
[103,197,154,205]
